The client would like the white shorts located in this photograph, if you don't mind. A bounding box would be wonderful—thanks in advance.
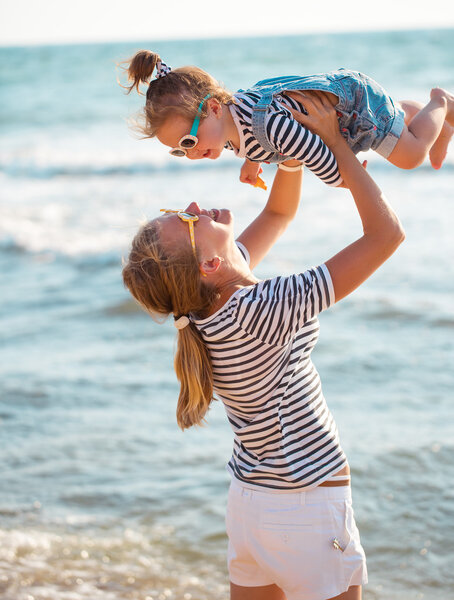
[226,479,367,600]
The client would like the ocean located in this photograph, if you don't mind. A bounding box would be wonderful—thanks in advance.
[1,29,453,600]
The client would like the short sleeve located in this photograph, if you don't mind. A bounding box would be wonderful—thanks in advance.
[236,264,335,346]
[236,240,250,265]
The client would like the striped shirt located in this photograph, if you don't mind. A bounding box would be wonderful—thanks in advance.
[226,91,342,187]
[193,263,348,492]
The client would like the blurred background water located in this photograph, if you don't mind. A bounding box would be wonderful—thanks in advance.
[1,29,453,600]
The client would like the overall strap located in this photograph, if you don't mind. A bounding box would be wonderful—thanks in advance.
[251,92,279,154]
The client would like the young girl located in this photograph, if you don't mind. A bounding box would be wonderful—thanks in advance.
[123,50,454,188]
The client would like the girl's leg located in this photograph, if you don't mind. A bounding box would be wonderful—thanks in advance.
[399,99,454,169]
[327,584,362,600]
[387,88,453,169]
[230,582,286,600]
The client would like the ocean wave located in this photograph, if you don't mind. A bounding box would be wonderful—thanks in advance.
[356,443,454,478]
[363,305,422,322]
[432,317,454,328]
[0,521,229,600]
[0,154,237,180]
[0,236,28,255]
[2,158,454,182]
[2,142,453,180]
[351,295,454,329]
[0,236,122,265]
[104,299,144,316]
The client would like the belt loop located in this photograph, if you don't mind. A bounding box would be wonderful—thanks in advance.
[300,491,306,506]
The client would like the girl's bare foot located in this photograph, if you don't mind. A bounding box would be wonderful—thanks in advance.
[429,120,454,169]
[431,87,454,126]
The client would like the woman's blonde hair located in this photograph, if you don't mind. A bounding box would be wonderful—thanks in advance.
[122,220,218,429]
[121,50,233,138]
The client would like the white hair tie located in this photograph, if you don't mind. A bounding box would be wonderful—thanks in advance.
[156,61,172,78]
[174,315,190,330]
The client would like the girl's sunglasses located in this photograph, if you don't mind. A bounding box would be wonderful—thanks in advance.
[160,209,198,256]
[169,94,212,157]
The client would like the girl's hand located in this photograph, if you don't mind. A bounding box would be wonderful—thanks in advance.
[240,159,263,186]
[285,90,342,148]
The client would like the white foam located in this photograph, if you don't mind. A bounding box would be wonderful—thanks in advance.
[0,124,237,179]
[0,524,228,600]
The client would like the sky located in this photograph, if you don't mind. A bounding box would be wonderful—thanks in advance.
[1,0,454,46]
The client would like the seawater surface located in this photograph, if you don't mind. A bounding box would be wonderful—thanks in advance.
[1,29,454,600]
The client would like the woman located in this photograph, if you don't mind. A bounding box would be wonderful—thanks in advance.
[122,93,405,600]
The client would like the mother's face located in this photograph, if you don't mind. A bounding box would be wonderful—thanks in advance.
[156,202,234,260]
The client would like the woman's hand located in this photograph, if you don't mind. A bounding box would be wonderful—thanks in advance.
[285,91,368,188]
[285,90,342,149]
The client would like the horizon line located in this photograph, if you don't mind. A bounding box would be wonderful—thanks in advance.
[1,24,453,50]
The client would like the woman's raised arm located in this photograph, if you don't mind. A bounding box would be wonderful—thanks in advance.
[236,160,303,269]
[287,91,405,302]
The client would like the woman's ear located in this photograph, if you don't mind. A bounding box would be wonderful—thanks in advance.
[199,256,224,278]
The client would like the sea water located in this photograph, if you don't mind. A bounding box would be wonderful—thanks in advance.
[0,29,453,600]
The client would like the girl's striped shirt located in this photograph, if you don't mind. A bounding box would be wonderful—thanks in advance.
[192,262,348,492]
[225,91,343,187]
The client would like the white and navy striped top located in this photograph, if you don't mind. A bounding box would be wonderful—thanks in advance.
[226,91,342,187]
[193,262,348,492]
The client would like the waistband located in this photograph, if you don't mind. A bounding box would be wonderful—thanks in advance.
[229,477,352,503]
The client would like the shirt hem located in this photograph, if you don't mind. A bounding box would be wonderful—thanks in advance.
[226,456,349,494]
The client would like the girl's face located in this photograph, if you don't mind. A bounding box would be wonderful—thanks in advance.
[157,202,234,259]
[156,102,228,161]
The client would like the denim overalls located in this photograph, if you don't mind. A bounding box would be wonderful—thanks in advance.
[242,69,404,161]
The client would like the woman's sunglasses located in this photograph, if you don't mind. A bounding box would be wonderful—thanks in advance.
[169,94,212,157]
[160,209,199,256]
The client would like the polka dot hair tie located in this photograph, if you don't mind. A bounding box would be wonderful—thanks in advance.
[156,61,172,78]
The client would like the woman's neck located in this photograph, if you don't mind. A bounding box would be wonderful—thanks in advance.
[207,270,259,317]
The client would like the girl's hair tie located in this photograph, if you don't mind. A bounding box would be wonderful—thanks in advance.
[156,61,172,78]
[174,314,190,330]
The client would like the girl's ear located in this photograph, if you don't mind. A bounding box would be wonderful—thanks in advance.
[207,98,223,118]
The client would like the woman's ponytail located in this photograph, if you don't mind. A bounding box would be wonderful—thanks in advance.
[174,324,213,430]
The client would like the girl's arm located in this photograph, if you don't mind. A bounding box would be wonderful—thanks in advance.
[289,92,405,302]
[236,160,303,269]
[234,91,341,187]
[266,104,343,187]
